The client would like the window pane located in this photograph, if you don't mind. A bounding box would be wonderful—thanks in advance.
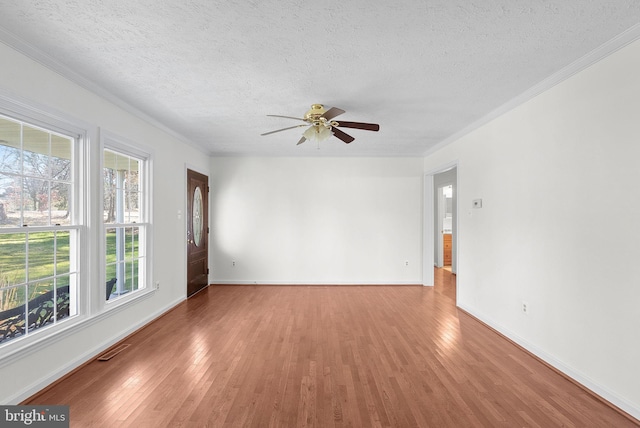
[126,164,140,224]
[28,232,55,282]
[65,272,77,317]
[56,273,70,288]
[105,226,118,300]
[105,225,144,299]
[103,150,144,225]
[123,261,132,293]
[0,232,26,285]
[28,280,52,300]
[105,227,116,263]
[125,164,139,191]
[0,144,21,174]
[0,173,21,227]
[27,279,55,332]
[22,177,50,226]
[51,135,72,181]
[56,231,70,275]
[105,264,117,286]
[105,263,118,300]
[103,168,116,223]
[125,227,138,261]
[0,120,21,174]
[104,151,129,177]
[126,191,140,223]
[115,154,129,174]
[0,285,25,311]
[51,181,70,226]
[0,285,26,343]
[23,125,49,178]
[56,275,71,320]
[132,259,140,291]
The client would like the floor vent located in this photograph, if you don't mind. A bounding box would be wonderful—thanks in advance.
[98,344,131,361]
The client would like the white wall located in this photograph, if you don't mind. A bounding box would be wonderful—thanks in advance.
[425,39,640,418]
[0,42,210,403]
[210,157,424,284]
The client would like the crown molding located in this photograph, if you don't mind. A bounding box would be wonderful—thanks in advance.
[0,27,212,155]
[424,23,640,157]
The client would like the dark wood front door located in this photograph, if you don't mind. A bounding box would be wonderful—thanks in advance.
[187,169,209,297]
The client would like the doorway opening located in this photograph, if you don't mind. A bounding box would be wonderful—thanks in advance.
[424,164,457,301]
[433,167,456,274]
[439,184,453,272]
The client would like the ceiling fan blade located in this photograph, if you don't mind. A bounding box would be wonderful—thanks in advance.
[323,107,345,120]
[267,114,307,122]
[335,121,380,131]
[296,136,307,145]
[331,127,355,144]
[261,124,308,136]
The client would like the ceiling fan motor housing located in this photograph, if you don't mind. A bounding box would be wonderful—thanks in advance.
[304,104,327,122]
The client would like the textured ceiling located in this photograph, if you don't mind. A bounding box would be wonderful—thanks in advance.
[0,1,639,156]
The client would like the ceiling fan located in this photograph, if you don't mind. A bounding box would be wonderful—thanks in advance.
[261,104,379,145]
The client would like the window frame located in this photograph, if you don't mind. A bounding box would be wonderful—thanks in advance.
[0,94,89,358]
[99,129,154,312]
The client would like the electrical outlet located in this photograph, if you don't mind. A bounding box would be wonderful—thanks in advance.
[522,301,528,314]
[405,260,409,266]
[232,260,236,267]
[155,281,160,290]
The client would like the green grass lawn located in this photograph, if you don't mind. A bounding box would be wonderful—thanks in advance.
[1,231,70,310]
[1,228,140,309]
[0,231,70,285]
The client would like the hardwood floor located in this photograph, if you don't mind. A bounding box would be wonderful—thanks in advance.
[26,270,638,427]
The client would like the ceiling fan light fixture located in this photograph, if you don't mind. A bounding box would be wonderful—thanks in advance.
[303,124,333,142]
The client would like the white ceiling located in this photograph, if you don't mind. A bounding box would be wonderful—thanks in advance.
[0,1,639,157]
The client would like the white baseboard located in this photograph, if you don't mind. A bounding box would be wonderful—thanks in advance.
[6,296,184,405]
[210,280,423,285]
[457,303,640,422]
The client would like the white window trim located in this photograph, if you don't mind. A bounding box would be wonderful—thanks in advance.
[0,92,91,360]
[98,128,155,314]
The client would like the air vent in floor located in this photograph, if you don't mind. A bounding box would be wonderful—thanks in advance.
[97,344,131,361]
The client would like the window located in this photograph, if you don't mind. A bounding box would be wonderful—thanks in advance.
[0,97,153,356]
[0,114,78,345]
[103,146,149,302]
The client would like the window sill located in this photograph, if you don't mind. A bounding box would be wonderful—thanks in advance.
[103,286,155,313]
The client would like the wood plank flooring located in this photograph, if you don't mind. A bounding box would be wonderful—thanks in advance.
[26,269,638,427]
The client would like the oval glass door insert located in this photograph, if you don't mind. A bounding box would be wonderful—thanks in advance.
[193,186,203,247]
